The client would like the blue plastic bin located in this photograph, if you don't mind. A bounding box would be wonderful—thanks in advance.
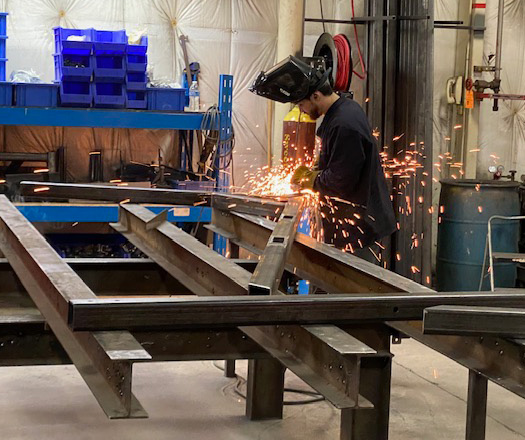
[54,27,94,56]
[127,35,148,55]
[92,82,126,108]
[0,13,7,36]
[93,55,125,82]
[0,81,12,106]
[58,81,91,107]
[15,83,58,107]
[126,72,147,90]
[0,57,6,82]
[127,90,147,109]
[93,30,127,55]
[54,54,92,82]
[126,54,147,72]
[147,87,185,111]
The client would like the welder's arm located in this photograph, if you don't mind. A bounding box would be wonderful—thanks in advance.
[314,127,365,196]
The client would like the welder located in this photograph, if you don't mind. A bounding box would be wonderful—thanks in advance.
[250,56,396,262]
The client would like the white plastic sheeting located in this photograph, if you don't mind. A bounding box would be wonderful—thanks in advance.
[478,0,525,179]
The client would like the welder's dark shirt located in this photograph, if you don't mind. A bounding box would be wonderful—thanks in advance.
[314,97,396,248]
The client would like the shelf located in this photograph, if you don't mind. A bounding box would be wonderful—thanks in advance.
[0,107,205,130]
[493,252,525,263]
[15,203,211,223]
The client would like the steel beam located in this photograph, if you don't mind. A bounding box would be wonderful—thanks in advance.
[110,204,382,410]
[210,210,525,400]
[19,181,209,205]
[0,195,150,419]
[68,292,525,331]
[209,211,425,294]
[0,309,268,365]
[423,306,525,338]
[249,199,303,295]
[211,193,285,218]
[391,320,525,399]
[19,181,284,218]
[112,206,249,297]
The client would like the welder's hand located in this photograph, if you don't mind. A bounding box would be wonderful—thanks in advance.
[291,165,320,190]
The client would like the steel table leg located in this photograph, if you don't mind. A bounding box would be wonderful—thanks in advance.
[340,327,392,440]
[224,242,239,378]
[466,370,488,440]
[246,358,285,420]
[224,360,236,378]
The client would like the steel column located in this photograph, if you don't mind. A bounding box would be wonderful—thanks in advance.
[246,358,285,420]
[466,370,488,440]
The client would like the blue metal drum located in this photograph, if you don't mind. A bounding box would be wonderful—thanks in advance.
[436,179,520,291]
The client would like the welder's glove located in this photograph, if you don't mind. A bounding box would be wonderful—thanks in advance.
[291,165,320,190]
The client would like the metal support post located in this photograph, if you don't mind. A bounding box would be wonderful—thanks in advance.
[340,326,391,440]
[466,370,488,440]
[246,358,285,420]
[225,241,240,377]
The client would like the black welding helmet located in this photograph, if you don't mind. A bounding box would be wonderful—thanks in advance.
[249,55,331,103]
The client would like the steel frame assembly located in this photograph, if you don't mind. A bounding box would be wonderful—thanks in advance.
[1,186,525,440]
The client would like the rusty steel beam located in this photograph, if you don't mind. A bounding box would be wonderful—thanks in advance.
[110,204,384,410]
[249,199,304,295]
[0,195,150,419]
[210,209,525,400]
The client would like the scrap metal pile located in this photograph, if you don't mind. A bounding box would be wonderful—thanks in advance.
[0,181,524,440]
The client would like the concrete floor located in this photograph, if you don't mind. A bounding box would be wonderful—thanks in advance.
[0,339,524,439]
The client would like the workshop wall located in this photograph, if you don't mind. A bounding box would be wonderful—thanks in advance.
[478,0,525,179]
[0,0,521,187]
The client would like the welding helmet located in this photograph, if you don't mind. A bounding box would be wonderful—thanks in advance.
[249,55,331,104]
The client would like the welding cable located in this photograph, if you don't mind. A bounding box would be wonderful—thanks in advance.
[350,0,367,80]
[334,34,351,91]
[213,362,325,405]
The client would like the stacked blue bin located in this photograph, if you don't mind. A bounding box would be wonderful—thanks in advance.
[92,30,127,108]
[0,12,12,106]
[126,36,147,109]
[53,27,94,107]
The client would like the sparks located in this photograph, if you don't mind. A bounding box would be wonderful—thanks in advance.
[34,186,50,193]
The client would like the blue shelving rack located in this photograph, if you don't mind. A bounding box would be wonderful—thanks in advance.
[0,75,233,230]
[0,75,231,131]
[213,74,234,255]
